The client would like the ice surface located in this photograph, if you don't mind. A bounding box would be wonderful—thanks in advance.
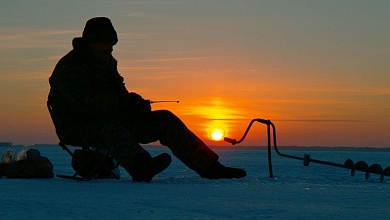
[1,146,389,219]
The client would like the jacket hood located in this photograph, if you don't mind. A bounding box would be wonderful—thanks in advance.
[72,37,89,51]
[71,37,117,66]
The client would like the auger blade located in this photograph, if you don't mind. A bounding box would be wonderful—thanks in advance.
[383,166,390,176]
[344,159,355,176]
[354,161,369,172]
[367,163,384,182]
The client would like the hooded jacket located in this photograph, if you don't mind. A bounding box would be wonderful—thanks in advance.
[48,38,129,143]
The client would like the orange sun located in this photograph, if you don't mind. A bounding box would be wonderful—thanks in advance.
[210,129,224,141]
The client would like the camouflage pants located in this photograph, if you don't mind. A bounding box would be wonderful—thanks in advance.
[80,110,219,176]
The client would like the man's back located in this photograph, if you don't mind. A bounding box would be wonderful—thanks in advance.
[48,37,128,142]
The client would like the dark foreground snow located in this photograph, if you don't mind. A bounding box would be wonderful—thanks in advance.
[1,146,389,219]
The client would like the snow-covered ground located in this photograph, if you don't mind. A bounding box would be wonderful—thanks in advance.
[1,146,389,219]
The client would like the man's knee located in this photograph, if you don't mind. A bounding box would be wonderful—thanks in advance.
[150,110,182,125]
[151,109,174,117]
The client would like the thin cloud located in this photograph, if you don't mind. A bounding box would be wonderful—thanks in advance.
[181,98,247,120]
[0,26,78,50]
[118,0,182,6]
[275,119,375,123]
[122,11,160,19]
[127,56,208,63]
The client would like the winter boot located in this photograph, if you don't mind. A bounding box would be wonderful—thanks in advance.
[129,152,172,182]
[201,161,247,179]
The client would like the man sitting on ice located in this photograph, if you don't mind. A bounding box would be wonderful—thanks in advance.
[47,17,246,182]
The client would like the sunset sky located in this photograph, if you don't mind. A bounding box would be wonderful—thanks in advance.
[1,1,389,148]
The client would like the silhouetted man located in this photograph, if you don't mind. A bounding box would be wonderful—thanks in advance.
[48,17,246,182]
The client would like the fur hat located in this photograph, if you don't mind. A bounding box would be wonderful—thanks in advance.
[82,17,118,45]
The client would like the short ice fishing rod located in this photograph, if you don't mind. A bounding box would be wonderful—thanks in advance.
[224,118,390,182]
[150,100,180,104]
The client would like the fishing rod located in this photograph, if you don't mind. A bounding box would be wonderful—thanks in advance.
[150,100,180,104]
[224,118,390,182]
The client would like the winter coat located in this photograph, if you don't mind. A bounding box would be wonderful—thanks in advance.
[48,38,130,144]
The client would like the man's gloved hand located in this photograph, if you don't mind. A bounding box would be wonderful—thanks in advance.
[126,92,151,116]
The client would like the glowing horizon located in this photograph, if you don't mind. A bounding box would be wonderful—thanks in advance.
[0,1,389,148]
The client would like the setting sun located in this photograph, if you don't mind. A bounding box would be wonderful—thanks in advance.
[211,129,224,141]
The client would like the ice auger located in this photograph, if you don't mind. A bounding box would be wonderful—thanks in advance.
[224,118,390,182]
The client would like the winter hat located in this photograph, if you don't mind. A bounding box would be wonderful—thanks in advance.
[82,17,118,45]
